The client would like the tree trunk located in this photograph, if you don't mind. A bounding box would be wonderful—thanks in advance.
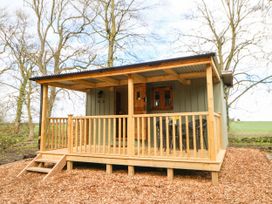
[26,80,34,141]
[47,87,57,117]
[14,77,28,134]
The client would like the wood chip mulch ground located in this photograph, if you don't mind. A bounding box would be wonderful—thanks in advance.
[0,147,271,203]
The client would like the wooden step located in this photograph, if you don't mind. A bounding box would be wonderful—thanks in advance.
[35,158,59,164]
[27,167,51,174]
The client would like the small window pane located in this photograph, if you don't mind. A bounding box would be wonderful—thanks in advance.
[154,91,160,107]
[164,90,171,106]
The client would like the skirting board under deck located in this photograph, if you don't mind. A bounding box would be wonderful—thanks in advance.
[40,149,226,172]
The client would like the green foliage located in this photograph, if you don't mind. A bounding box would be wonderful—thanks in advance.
[0,123,38,152]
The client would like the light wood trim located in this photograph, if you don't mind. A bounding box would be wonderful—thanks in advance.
[132,73,146,83]
[206,65,216,160]
[128,165,134,176]
[192,115,196,158]
[133,112,208,118]
[17,154,41,177]
[211,57,220,83]
[40,85,48,151]
[147,117,151,156]
[94,118,97,153]
[68,115,73,153]
[89,119,92,153]
[43,155,66,180]
[118,117,121,154]
[123,118,126,154]
[113,118,116,154]
[75,119,78,152]
[166,117,169,156]
[159,116,163,156]
[153,117,157,156]
[137,117,140,155]
[67,161,73,171]
[141,117,145,156]
[106,164,112,174]
[103,118,106,153]
[211,171,219,185]
[172,117,176,156]
[98,77,119,85]
[73,79,95,87]
[179,116,183,156]
[127,75,134,156]
[200,115,204,158]
[163,69,191,85]
[167,168,174,181]
[37,58,211,84]
[98,118,101,153]
[185,116,189,158]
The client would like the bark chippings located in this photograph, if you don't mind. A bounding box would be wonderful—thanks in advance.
[0,148,271,203]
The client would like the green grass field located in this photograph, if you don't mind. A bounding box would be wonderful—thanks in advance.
[229,121,272,137]
[229,121,272,149]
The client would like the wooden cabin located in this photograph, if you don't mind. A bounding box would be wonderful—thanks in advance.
[18,53,232,184]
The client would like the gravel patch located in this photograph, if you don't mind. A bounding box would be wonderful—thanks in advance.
[0,148,271,203]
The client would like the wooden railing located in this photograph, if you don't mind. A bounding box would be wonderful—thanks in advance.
[69,115,128,155]
[46,118,68,150]
[214,113,222,155]
[45,112,222,161]
[133,112,209,159]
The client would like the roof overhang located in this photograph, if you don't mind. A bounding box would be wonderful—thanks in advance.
[30,53,221,92]
[221,71,233,87]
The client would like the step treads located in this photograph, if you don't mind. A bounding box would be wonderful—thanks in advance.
[27,167,52,174]
[35,158,60,164]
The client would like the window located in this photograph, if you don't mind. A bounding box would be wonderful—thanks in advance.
[151,86,173,110]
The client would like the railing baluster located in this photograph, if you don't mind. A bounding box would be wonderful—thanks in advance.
[113,118,116,154]
[192,115,196,158]
[118,117,121,154]
[98,118,101,153]
[159,116,163,156]
[179,116,183,157]
[166,116,169,156]
[93,118,96,153]
[89,119,92,153]
[147,117,151,156]
[200,115,204,158]
[123,117,126,155]
[186,116,190,158]
[137,117,140,156]
[108,118,111,153]
[141,117,145,156]
[173,117,176,156]
[103,118,106,153]
[75,119,78,152]
[153,117,157,156]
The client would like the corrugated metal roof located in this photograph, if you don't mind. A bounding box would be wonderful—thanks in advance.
[30,53,216,81]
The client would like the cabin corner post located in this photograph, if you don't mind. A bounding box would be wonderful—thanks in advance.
[40,84,48,151]
[206,65,216,161]
[127,74,135,156]
[68,114,73,153]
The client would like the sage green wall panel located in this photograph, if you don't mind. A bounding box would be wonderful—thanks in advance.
[86,88,115,116]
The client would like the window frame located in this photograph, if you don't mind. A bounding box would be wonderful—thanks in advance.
[151,86,173,111]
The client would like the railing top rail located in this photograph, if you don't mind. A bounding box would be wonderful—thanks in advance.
[214,112,221,117]
[133,112,209,118]
[48,117,68,120]
[73,115,129,119]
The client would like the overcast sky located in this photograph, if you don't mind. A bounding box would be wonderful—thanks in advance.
[0,0,271,121]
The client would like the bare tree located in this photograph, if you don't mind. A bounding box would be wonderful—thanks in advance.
[0,10,36,135]
[91,0,149,67]
[26,0,97,117]
[177,0,272,123]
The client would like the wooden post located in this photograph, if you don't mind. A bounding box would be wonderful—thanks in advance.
[127,75,134,155]
[67,161,73,171]
[68,114,73,153]
[206,65,216,161]
[167,168,174,181]
[106,164,112,174]
[218,113,223,149]
[211,172,219,185]
[40,84,48,151]
[128,165,134,176]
